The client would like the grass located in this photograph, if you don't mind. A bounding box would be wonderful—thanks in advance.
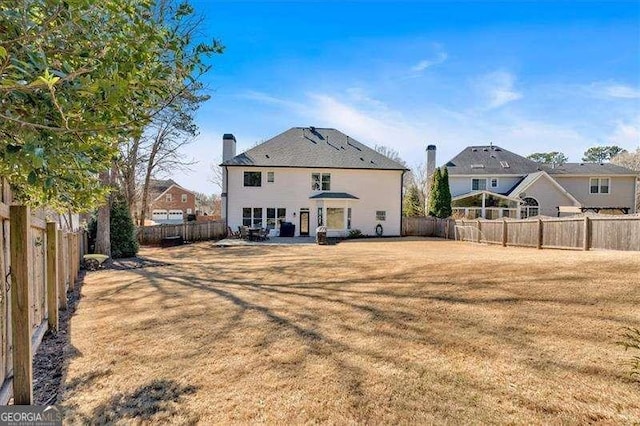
[60,238,640,424]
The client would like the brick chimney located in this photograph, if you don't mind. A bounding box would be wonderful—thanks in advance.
[221,134,236,222]
[425,145,436,211]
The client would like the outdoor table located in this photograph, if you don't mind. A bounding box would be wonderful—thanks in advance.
[248,228,261,241]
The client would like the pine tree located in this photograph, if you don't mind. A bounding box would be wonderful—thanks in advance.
[109,196,139,259]
[440,167,452,218]
[403,185,424,217]
[428,168,442,217]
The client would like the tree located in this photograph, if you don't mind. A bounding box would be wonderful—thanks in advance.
[527,152,568,165]
[0,0,222,212]
[427,167,452,218]
[427,168,442,217]
[403,185,424,217]
[109,196,139,259]
[582,146,627,163]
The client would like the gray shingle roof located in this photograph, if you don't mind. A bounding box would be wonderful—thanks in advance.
[221,127,408,170]
[309,192,359,199]
[543,162,638,175]
[445,146,541,175]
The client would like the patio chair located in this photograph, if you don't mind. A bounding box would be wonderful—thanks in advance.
[239,226,249,240]
[227,226,240,239]
[258,228,270,241]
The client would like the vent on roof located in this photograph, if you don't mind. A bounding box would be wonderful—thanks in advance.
[265,154,269,158]
[483,148,489,152]
[495,148,502,152]
[360,157,365,161]
[471,164,485,169]
[472,148,478,152]
[500,161,509,168]
[490,154,496,158]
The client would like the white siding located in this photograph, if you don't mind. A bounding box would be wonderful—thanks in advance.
[225,167,403,236]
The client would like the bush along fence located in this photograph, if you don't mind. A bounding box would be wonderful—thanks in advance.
[455,216,640,252]
[0,204,85,405]
[137,221,227,246]
[402,217,457,239]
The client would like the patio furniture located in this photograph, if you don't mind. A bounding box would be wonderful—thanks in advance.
[316,226,327,245]
[239,226,249,239]
[247,227,261,241]
[227,226,240,239]
[258,228,270,241]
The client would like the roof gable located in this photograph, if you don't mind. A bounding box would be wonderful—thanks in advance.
[446,146,540,175]
[221,127,408,171]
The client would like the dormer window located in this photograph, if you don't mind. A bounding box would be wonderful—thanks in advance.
[500,161,510,168]
[471,164,485,169]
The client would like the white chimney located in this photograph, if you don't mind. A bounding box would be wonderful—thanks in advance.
[425,144,436,210]
[221,134,236,222]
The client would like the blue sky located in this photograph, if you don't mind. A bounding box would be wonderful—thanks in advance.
[176,0,640,193]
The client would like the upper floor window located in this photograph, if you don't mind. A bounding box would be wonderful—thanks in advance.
[490,178,498,188]
[244,171,262,187]
[267,171,274,183]
[472,178,487,191]
[165,193,172,202]
[181,194,187,203]
[311,173,331,191]
[590,177,610,194]
[376,210,386,221]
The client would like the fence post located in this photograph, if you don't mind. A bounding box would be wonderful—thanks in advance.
[46,222,59,333]
[502,219,508,247]
[476,220,482,243]
[68,233,75,290]
[537,218,543,249]
[9,205,33,405]
[583,216,591,251]
[57,230,67,311]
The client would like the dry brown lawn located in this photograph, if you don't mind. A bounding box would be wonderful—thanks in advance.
[60,238,640,424]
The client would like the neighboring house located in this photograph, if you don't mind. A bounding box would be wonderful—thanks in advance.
[147,179,197,224]
[220,127,408,237]
[432,145,638,219]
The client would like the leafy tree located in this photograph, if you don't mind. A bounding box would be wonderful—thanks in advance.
[0,0,222,212]
[582,145,627,163]
[527,152,568,165]
[427,167,452,218]
[403,185,424,217]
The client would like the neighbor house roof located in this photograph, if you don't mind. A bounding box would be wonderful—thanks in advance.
[149,179,178,195]
[445,145,541,175]
[221,127,408,171]
[542,162,638,176]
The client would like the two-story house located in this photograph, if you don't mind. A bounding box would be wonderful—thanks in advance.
[220,127,407,237]
[148,179,197,224]
[430,145,638,219]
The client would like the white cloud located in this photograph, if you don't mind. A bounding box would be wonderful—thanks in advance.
[606,119,640,146]
[586,82,640,99]
[410,51,448,72]
[474,71,523,109]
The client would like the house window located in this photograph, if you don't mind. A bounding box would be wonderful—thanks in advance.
[490,178,498,188]
[181,194,187,203]
[376,210,386,221]
[165,193,172,202]
[326,208,344,229]
[242,208,263,227]
[267,208,276,229]
[267,171,274,183]
[244,171,262,187]
[347,208,352,229]
[590,178,610,194]
[472,179,487,191]
[521,197,539,218]
[186,208,192,214]
[317,207,323,226]
[311,173,331,190]
[277,208,286,223]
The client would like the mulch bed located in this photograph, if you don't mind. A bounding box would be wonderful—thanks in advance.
[33,271,84,406]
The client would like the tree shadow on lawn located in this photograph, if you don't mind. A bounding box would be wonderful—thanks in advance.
[64,379,198,425]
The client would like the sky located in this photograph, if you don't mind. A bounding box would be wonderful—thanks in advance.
[174,0,640,194]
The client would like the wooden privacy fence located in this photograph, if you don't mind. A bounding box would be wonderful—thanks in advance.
[455,216,640,251]
[402,217,456,239]
[0,204,84,405]
[137,221,227,245]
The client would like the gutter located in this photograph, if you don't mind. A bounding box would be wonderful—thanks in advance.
[224,165,229,227]
[400,170,405,237]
